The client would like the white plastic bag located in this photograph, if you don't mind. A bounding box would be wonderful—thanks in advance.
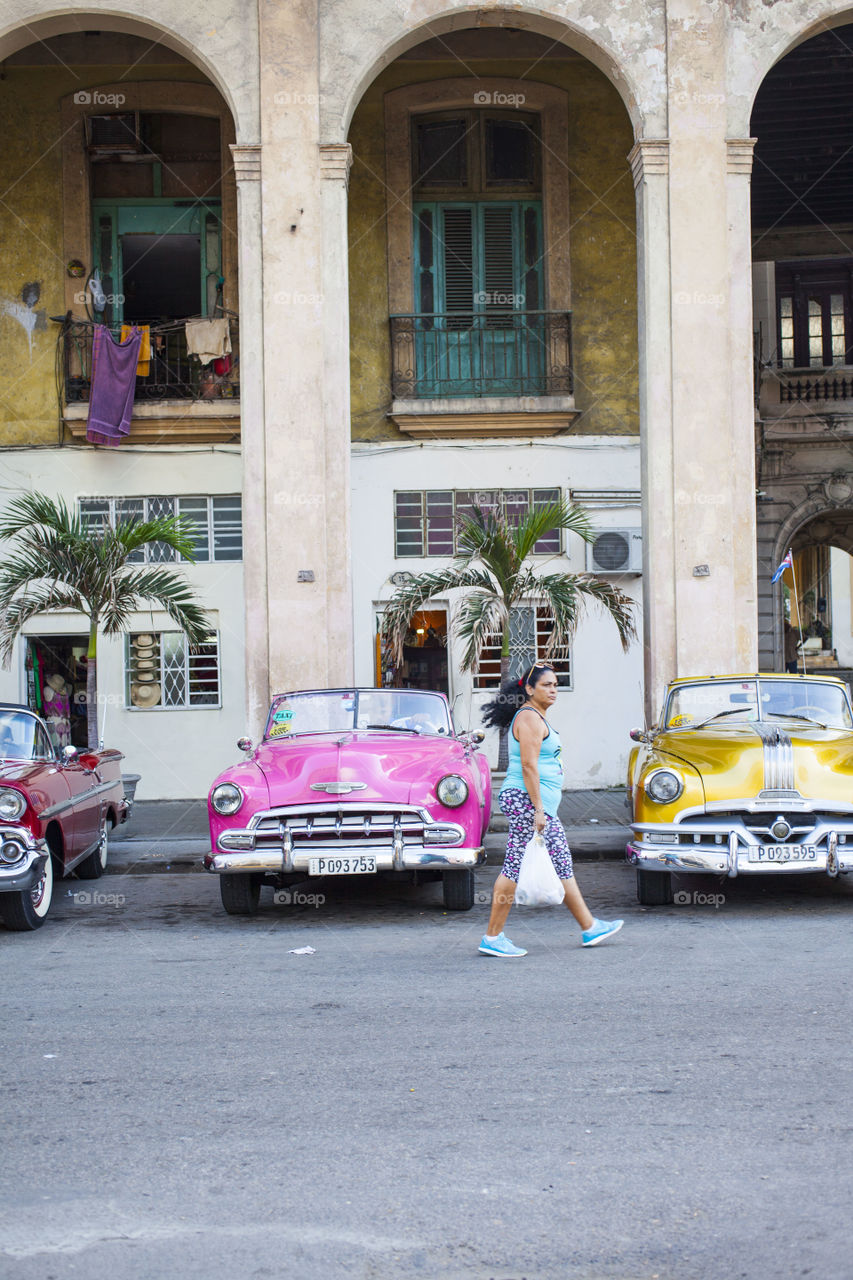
[515,834,566,907]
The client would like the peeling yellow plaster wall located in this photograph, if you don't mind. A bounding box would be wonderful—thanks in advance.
[347,58,638,442]
[0,62,209,448]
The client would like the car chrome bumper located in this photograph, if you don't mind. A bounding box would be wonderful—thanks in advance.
[628,818,853,877]
[204,846,485,874]
[0,828,49,894]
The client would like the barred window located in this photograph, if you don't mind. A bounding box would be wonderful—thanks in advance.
[473,606,571,690]
[126,631,221,710]
[394,488,560,557]
[79,495,242,563]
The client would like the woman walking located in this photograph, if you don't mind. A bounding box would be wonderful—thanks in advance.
[479,662,623,957]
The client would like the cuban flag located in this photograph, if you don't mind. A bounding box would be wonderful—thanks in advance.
[771,549,793,584]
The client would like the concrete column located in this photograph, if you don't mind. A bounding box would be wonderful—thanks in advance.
[259,0,355,693]
[230,143,269,735]
[319,143,355,684]
[630,139,675,724]
[726,138,760,668]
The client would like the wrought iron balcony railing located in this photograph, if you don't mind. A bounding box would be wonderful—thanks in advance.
[390,311,572,400]
[56,316,239,404]
[777,369,853,403]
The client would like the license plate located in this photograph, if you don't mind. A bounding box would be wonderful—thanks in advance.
[308,855,377,876]
[748,844,818,863]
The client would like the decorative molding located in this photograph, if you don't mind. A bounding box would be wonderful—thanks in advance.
[319,142,353,186]
[628,139,670,188]
[230,144,262,182]
[388,410,578,438]
[63,401,240,446]
[727,138,757,176]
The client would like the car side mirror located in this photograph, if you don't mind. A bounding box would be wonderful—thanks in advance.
[469,730,485,745]
[63,745,78,760]
[629,728,650,743]
[237,736,253,753]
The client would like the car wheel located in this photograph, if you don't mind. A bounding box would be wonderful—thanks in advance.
[0,855,55,931]
[220,873,261,916]
[442,869,475,911]
[636,868,673,906]
[76,824,109,880]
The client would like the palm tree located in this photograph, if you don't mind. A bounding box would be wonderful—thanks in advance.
[381,500,637,768]
[0,492,210,749]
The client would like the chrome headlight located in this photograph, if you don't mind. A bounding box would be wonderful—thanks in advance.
[0,787,26,821]
[0,838,26,864]
[645,769,684,804]
[436,774,468,808]
[211,783,244,816]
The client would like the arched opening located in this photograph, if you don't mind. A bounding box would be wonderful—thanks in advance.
[776,509,853,695]
[750,22,853,673]
[345,21,644,786]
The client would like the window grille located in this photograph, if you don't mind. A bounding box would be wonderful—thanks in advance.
[126,631,221,709]
[473,606,571,691]
[79,495,242,562]
[394,488,560,558]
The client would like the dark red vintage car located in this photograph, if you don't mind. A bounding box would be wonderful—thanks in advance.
[0,703,129,930]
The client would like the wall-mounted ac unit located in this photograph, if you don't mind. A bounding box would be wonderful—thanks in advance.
[585,528,642,574]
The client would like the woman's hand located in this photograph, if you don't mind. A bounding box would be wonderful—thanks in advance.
[533,807,547,834]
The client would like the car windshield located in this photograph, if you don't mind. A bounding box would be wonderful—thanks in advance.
[0,710,45,760]
[264,690,453,739]
[665,679,853,730]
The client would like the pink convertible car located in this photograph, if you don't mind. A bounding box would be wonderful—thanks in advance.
[204,688,492,916]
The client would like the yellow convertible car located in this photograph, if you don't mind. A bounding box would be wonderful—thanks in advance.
[626,673,853,904]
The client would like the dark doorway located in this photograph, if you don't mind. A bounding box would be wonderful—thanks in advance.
[122,233,201,323]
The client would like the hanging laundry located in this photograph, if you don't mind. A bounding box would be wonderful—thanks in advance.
[184,317,231,365]
[86,325,142,446]
[120,323,151,376]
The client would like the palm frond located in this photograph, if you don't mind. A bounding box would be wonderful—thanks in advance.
[511,499,596,562]
[528,571,637,653]
[455,505,519,593]
[381,565,492,663]
[99,567,211,645]
[111,514,200,562]
[0,584,86,665]
[0,491,85,543]
[453,589,509,672]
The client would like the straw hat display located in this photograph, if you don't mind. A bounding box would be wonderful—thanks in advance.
[134,657,156,671]
[131,682,161,708]
[45,674,71,696]
[134,634,155,647]
[132,635,157,659]
[133,670,156,683]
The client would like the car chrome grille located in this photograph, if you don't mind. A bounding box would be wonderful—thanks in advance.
[695,812,819,841]
[250,804,426,851]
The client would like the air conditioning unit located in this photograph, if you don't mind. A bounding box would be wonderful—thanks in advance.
[585,528,642,574]
[86,112,144,156]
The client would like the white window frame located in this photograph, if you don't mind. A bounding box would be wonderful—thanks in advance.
[79,495,242,563]
[394,487,561,558]
[125,631,222,710]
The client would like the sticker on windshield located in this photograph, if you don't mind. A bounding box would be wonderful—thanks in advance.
[269,723,291,737]
[272,709,293,723]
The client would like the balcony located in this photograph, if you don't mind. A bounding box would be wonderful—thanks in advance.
[389,311,575,438]
[56,316,240,445]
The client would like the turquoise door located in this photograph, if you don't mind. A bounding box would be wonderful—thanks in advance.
[412,201,543,397]
[92,201,222,326]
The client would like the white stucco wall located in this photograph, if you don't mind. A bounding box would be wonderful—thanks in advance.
[351,437,644,790]
[830,547,853,666]
[0,447,246,798]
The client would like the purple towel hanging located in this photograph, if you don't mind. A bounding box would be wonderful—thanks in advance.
[86,325,142,446]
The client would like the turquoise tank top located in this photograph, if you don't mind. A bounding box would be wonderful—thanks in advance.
[500,707,563,816]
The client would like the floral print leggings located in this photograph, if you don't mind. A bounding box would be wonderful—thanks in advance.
[498,788,574,883]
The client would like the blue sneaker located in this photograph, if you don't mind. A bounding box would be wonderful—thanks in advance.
[478,932,527,957]
[581,918,624,947]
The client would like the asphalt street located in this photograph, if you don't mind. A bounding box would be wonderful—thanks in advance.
[3,862,853,1279]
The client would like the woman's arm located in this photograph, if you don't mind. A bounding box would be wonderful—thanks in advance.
[516,711,548,833]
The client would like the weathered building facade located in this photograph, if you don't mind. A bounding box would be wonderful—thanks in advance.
[1,1,852,794]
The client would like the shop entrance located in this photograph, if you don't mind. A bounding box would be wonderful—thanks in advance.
[376,609,449,695]
[24,635,89,750]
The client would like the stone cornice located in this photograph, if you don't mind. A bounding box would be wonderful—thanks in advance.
[628,139,670,188]
[230,144,261,182]
[727,138,757,176]
[319,142,353,186]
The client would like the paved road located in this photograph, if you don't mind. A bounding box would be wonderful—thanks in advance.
[3,863,853,1279]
